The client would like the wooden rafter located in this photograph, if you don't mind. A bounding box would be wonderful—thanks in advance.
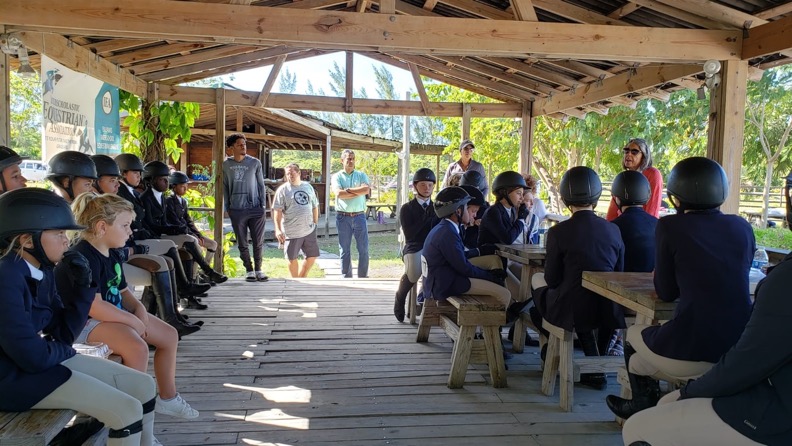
[163,49,325,84]
[131,45,261,75]
[607,3,642,19]
[531,0,630,25]
[138,46,298,81]
[408,62,431,115]
[510,0,538,22]
[431,56,554,96]
[743,13,792,60]
[254,54,287,107]
[650,0,767,30]
[2,0,743,62]
[85,38,161,55]
[108,42,220,66]
[533,64,702,116]
[755,2,792,20]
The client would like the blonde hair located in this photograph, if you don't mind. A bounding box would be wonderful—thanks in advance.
[71,192,134,240]
[447,173,463,187]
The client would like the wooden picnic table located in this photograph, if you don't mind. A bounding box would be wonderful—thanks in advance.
[581,271,676,325]
[496,244,547,352]
[365,203,397,220]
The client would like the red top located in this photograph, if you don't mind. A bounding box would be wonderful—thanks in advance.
[606,166,664,221]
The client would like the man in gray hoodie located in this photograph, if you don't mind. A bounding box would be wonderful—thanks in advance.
[223,133,268,282]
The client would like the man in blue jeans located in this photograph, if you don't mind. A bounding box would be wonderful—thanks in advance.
[332,149,371,278]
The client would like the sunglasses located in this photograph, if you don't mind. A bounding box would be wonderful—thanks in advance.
[623,148,642,156]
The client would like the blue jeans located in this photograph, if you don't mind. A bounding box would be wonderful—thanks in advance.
[336,213,369,278]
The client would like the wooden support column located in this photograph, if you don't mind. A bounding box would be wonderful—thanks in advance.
[462,104,471,141]
[706,59,748,215]
[398,91,411,232]
[435,155,441,191]
[519,101,534,174]
[345,52,354,113]
[324,134,332,238]
[213,88,226,271]
[0,27,10,147]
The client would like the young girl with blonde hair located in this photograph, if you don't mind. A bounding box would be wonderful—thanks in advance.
[55,192,198,421]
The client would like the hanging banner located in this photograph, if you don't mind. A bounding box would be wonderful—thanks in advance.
[41,55,120,160]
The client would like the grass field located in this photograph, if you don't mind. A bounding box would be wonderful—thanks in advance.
[225,231,403,279]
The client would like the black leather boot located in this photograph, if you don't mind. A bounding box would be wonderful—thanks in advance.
[167,248,211,297]
[150,270,200,337]
[140,287,158,315]
[167,267,203,326]
[393,274,414,322]
[606,344,661,419]
[184,241,228,284]
[578,330,607,390]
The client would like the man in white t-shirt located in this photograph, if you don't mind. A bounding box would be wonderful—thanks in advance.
[273,163,320,277]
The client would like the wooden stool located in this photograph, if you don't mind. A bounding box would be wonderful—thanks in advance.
[417,296,507,388]
[541,318,623,411]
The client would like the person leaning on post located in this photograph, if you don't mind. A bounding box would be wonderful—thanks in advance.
[606,157,755,421]
[606,138,664,221]
[272,163,321,279]
[621,169,792,446]
[441,139,489,197]
[0,145,28,194]
[393,168,439,322]
[331,149,371,279]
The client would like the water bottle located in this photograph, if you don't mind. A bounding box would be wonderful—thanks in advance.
[752,247,769,271]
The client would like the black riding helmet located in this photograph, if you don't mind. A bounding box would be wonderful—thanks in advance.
[434,186,471,219]
[459,171,486,192]
[460,185,485,207]
[666,157,728,211]
[492,171,528,208]
[169,171,191,187]
[0,146,27,191]
[412,168,436,184]
[115,153,144,172]
[611,170,650,207]
[90,154,121,177]
[560,166,602,207]
[47,151,98,200]
[143,161,170,181]
[0,188,84,268]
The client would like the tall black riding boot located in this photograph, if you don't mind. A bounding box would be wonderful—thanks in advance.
[393,274,414,322]
[578,330,607,390]
[606,344,661,419]
[140,287,158,315]
[184,241,228,284]
[166,248,211,297]
[167,267,203,326]
[150,270,200,338]
[180,259,208,310]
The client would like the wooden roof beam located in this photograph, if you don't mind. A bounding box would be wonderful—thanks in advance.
[432,56,554,95]
[191,128,324,145]
[534,64,702,115]
[408,62,432,115]
[130,45,261,75]
[86,38,161,56]
[755,2,792,20]
[510,0,538,22]
[531,0,630,25]
[2,0,742,62]
[108,42,220,66]
[15,31,147,97]
[254,54,287,107]
[608,3,642,19]
[138,45,298,81]
[650,0,768,30]
[743,13,792,60]
[164,49,325,84]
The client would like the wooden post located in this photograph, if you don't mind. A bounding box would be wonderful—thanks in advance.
[0,27,10,147]
[345,52,354,113]
[213,88,226,271]
[519,101,534,174]
[706,59,748,215]
[179,142,188,172]
[435,155,441,191]
[462,103,471,141]
[398,91,411,232]
[324,134,332,238]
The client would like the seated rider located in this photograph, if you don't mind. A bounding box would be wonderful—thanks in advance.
[606,157,755,420]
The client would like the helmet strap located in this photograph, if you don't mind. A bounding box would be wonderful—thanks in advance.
[414,186,431,200]
[0,172,6,193]
[23,232,56,269]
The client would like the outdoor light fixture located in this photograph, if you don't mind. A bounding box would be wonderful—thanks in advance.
[703,59,721,90]
[0,33,37,79]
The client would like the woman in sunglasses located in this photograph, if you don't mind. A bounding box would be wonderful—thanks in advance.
[606,138,664,221]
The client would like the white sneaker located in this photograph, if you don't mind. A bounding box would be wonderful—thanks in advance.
[155,393,199,419]
[152,436,164,446]
[245,271,257,282]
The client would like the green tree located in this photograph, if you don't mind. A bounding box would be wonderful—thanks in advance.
[744,66,792,227]
[9,72,42,158]
[278,68,298,94]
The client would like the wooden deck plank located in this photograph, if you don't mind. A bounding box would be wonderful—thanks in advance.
[156,278,622,446]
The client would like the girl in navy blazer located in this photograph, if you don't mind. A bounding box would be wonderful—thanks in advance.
[0,188,158,446]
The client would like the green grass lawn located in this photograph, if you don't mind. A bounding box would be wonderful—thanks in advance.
[224,231,403,279]
[754,227,792,251]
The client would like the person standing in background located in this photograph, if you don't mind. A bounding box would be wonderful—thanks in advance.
[441,140,488,197]
[272,163,320,278]
[331,149,371,278]
[606,138,664,220]
[223,134,269,282]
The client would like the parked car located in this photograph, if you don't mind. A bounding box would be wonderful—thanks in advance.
[20,160,49,181]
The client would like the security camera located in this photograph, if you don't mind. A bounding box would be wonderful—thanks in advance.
[703,60,722,77]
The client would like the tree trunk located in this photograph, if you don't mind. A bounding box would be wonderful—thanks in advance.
[534,159,562,214]
[762,162,773,229]
[140,99,165,163]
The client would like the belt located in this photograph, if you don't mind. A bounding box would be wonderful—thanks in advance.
[338,211,364,217]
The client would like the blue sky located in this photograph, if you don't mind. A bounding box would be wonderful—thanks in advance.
[223,52,417,98]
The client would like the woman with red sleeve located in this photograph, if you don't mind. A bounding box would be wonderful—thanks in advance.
[606,138,664,220]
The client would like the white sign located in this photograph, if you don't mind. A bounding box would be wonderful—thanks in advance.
[41,55,120,161]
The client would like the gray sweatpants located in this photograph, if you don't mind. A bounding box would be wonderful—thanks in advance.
[228,207,266,272]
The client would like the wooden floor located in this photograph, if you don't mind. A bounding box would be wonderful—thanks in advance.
[155,279,623,446]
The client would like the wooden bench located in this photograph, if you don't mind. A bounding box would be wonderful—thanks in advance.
[0,354,121,446]
[540,319,623,411]
[416,296,507,388]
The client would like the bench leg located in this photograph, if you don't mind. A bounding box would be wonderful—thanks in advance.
[416,300,439,342]
[448,325,476,388]
[558,333,574,412]
[482,325,507,388]
[512,264,532,353]
[541,332,560,396]
[408,283,418,325]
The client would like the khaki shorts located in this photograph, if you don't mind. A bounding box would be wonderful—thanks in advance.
[284,229,320,260]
